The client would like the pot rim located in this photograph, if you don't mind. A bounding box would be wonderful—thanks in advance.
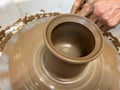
[44,14,103,64]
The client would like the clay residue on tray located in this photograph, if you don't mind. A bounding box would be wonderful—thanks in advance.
[0,12,60,52]
[103,31,120,54]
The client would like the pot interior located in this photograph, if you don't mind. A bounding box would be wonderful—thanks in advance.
[51,22,95,58]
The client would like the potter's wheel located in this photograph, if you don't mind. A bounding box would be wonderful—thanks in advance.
[0,16,54,90]
[0,14,120,90]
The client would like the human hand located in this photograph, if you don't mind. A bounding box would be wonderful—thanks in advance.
[93,0,120,27]
[70,0,95,16]
[71,0,120,31]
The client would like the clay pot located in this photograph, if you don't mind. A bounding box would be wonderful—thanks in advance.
[1,14,120,90]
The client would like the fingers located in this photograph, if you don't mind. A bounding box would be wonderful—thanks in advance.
[71,0,95,16]
[107,9,120,27]
[93,0,120,27]
[95,7,120,27]
[70,0,83,14]
[87,12,110,31]
[93,1,108,16]
[88,13,98,22]
[94,0,120,16]
[77,0,95,17]
[77,3,92,16]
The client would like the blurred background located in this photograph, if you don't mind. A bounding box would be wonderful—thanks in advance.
[0,0,74,31]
